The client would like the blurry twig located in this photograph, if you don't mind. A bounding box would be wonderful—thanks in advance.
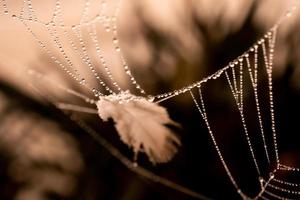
[27,79,212,200]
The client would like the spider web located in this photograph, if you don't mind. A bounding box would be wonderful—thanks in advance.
[2,0,300,199]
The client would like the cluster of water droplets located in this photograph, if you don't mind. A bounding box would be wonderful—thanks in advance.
[101,90,154,104]
[3,0,147,99]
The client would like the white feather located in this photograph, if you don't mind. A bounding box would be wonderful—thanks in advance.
[96,91,181,164]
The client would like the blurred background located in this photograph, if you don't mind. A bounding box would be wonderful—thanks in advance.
[0,0,300,199]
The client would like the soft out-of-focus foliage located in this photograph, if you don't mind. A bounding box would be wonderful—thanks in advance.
[1,0,299,96]
[0,89,83,200]
[0,0,300,199]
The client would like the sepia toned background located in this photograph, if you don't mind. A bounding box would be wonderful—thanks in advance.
[0,0,300,199]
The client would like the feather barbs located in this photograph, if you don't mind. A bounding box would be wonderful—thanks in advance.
[96,91,181,164]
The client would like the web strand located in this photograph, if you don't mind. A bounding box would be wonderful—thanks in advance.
[9,0,146,97]
[110,0,146,95]
[245,53,270,164]
[4,0,299,99]
[89,22,122,92]
[27,69,96,104]
[17,0,100,96]
[3,0,300,199]
[189,23,300,199]
[225,59,261,176]
[272,179,300,188]
[154,1,299,103]
[53,0,108,96]
[190,88,243,197]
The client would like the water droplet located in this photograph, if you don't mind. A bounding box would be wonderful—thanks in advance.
[147,95,154,102]
[4,10,9,15]
[115,46,120,52]
[112,37,118,44]
[79,78,86,85]
[269,172,275,179]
